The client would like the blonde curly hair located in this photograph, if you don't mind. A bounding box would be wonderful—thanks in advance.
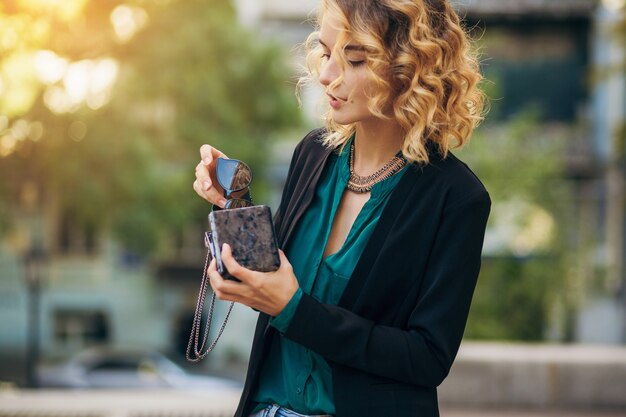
[299,0,487,164]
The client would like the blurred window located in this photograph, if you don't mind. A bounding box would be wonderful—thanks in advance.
[54,310,110,349]
[88,358,139,372]
[172,220,206,256]
[473,20,589,122]
[57,210,100,255]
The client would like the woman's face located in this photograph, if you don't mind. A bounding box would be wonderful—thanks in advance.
[318,13,386,126]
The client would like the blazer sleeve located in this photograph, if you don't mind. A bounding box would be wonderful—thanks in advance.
[283,191,491,388]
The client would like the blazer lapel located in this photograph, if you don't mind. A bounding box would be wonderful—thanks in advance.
[279,146,334,249]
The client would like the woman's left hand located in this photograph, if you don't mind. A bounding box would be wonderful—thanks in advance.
[207,244,300,317]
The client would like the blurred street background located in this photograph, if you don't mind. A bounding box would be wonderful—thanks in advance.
[1,0,626,415]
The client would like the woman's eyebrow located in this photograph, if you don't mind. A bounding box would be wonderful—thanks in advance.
[318,39,366,52]
[345,44,366,51]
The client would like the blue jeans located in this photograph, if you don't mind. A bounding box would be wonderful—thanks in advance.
[249,404,333,417]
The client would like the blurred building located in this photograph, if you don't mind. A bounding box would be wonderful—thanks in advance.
[235,0,626,346]
[0,0,625,388]
[582,1,626,344]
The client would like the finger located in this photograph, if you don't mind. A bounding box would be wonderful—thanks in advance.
[197,145,225,199]
[193,173,227,207]
[207,258,224,294]
[192,179,210,202]
[195,163,213,188]
[278,249,289,266]
[199,144,227,166]
[207,258,240,300]
[221,243,256,283]
[195,162,215,191]
[192,178,225,207]
[207,257,218,274]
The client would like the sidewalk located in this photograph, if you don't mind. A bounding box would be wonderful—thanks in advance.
[2,342,626,416]
[439,342,626,410]
[442,407,626,417]
[0,389,624,417]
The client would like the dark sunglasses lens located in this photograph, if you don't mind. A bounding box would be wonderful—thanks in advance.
[224,198,254,209]
[216,158,252,192]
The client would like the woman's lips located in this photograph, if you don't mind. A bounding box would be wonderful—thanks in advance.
[327,93,346,109]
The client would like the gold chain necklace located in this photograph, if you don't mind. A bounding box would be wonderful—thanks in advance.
[346,142,407,193]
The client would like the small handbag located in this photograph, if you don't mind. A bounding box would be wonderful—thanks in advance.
[208,205,281,280]
[186,158,280,362]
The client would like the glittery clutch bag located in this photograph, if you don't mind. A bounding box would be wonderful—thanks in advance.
[207,205,281,281]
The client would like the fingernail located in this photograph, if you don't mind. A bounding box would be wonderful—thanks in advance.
[203,158,211,165]
[222,243,230,252]
[203,181,210,190]
[219,199,227,207]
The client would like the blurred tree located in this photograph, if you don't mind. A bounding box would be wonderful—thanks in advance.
[459,82,578,341]
[0,0,301,255]
[608,6,626,341]
[612,9,626,163]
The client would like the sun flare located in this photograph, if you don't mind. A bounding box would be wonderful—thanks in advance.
[16,0,88,21]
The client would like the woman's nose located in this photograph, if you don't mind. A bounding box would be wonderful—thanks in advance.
[319,56,339,87]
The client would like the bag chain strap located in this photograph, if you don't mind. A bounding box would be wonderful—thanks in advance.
[186,246,234,362]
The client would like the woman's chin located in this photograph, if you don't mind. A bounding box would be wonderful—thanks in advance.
[329,112,354,126]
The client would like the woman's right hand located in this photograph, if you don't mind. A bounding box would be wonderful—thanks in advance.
[193,144,228,208]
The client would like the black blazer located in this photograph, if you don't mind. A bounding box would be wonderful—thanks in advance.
[234,128,491,417]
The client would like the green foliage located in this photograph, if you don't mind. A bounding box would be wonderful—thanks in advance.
[464,109,565,201]
[614,12,626,165]
[469,256,562,341]
[0,0,301,256]
[459,109,576,341]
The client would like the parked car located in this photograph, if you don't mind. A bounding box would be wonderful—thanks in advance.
[36,348,242,390]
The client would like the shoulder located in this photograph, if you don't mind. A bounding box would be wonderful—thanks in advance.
[288,127,332,170]
[293,127,327,156]
[410,148,491,212]
[281,127,332,184]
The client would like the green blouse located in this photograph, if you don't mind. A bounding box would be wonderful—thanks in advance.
[251,138,408,415]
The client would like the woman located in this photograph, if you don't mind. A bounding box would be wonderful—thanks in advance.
[193,1,490,416]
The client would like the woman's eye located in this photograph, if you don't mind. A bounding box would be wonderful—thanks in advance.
[349,60,365,67]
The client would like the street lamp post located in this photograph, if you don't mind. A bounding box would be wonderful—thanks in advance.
[23,240,47,388]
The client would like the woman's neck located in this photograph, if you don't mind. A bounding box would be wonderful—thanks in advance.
[352,119,405,176]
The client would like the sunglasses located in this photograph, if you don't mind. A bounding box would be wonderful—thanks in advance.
[203,156,254,265]
[213,157,253,210]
